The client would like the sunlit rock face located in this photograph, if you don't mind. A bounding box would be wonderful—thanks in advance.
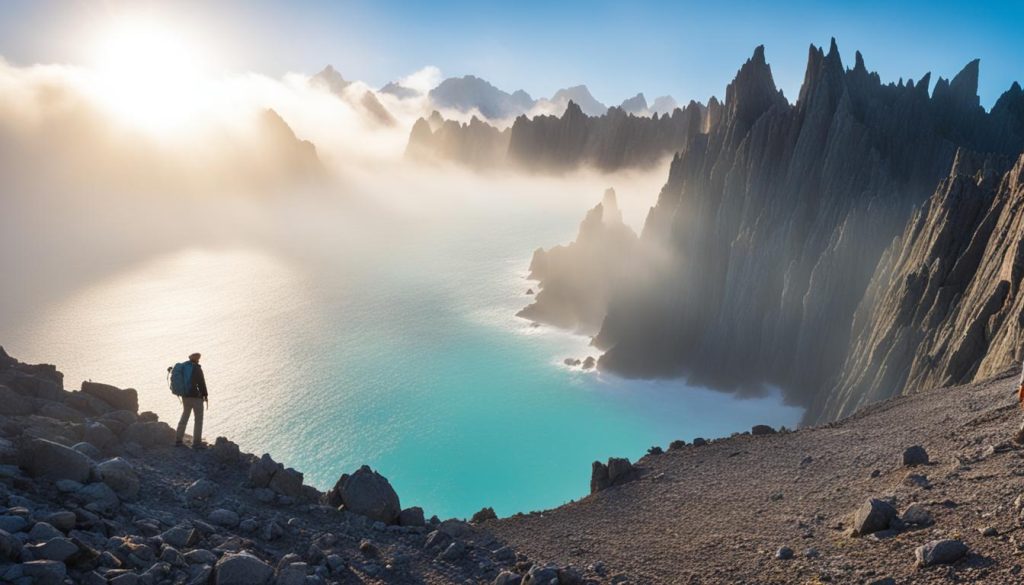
[818,150,1024,422]
[518,188,639,334]
[538,41,1024,423]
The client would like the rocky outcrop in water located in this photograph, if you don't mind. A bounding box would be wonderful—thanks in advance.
[527,41,1024,422]
[517,188,639,334]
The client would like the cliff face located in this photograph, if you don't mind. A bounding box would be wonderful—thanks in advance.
[816,151,1024,421]
[517,189,640,334]
[524,41,1024,421]
[408,100,712,172]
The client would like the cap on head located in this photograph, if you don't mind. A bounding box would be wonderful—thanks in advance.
[189,352,201,361]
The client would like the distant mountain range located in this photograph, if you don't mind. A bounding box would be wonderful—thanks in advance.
[310,64,679,124]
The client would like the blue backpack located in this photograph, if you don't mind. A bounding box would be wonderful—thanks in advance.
[168,361,195,396]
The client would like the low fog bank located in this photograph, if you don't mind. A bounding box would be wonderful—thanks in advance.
[0,57,671,333]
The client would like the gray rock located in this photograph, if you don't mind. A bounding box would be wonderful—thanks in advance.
[915,539,968,566]
[77,482,120,513]
[55,479,83,493]
[214,551,273,585]
[160,545,182,564]
[903,473,930,489]
[901,503,933,526]
[278,562,308,585]
[494,570,522,585]
[439,540,466,561]
[239,518,258,533]
[42,511,76,533]
[122,421,175,448]
[81,381,138,412]
[330,465,401,524]
[775,546,794,560]
[71,441,102,460]
[425,530,451,551]
[0,529,22,559]
[161,525,199,548]
[0,515,28,533]
[20,560,68,585]
[19,438,92,482]
[96,457,140,498]
[211,437,240,463]
[398,506,425,527]
[29,522,64,541]
[208,509,240,528]
[852,498,898,536]
[692,437,707,447]
[522,564,559,585]
[26,536,78,561]
[752,424,776,435]
[248,454,279,488]
[471,507,497,523]
[901,445,929,466]
[185,479,218,502]
[260,521,283,541]
[184,549,217,564]
[268,466,305,498]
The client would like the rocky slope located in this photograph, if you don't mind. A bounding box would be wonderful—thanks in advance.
[492,366,1024,584]
[0,347,576,585]
[520,41,1024,423]
[9,348,1024,583]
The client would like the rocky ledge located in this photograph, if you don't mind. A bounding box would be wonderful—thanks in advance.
[0,347,580,584]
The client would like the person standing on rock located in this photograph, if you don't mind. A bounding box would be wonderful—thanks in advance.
[175,352,208,450]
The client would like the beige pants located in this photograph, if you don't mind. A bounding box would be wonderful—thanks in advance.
[175,396,204,445]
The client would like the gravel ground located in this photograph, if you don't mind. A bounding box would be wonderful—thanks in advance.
[488,369,1024,584]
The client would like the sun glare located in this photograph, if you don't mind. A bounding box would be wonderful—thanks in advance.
[87,17,214,134]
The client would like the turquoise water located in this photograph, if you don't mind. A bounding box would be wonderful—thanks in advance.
[0,173,802,519]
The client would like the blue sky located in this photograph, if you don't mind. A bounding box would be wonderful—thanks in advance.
[2,0,1021,108]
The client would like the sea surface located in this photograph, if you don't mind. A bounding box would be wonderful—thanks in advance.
[0,171,803,518]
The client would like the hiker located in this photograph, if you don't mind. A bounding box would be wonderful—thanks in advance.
[1018,357,1024,443]
[173,352,208,449]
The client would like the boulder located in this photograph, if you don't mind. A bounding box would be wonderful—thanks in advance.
[81,381,138,413]
[20,560,67,585]
[523,564,560,585]
[0,516,28,533]
[775,546,794,560]
[208,509,240,528]
[38,401,85,422]
[72,442,102,460]
[915,539,968,566]
[185,479,218,502]
[25,536,78,562]
[211,437,240,462]
[161,525,198,548]
[494,571,522,585]
[901,445,929,466]
[96,458,140,498]
[122,421,175,448]
[590,461,610,493]
[77,482,119,514]
[439,540,465,561]
[0,528,21,560]
[751,425,776,436]
[471,507,498,523]
[268,467,305,498]
[42,512,76,533]
[28,522,64,541]
[248,454,280,488]
[81,422,116,449]
[214,551,273,585]
[399,507,425,527]
[692,437,708,447]
[0,384,35,415]
[331,465,401,524]
[607,457,634,483]
[852,498,898,536]
[19,438,92,482]
[64,392,113,416]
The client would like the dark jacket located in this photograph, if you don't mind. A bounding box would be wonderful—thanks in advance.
[188,363,208,398]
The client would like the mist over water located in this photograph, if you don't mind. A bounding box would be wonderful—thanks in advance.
[0,58,802,518]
